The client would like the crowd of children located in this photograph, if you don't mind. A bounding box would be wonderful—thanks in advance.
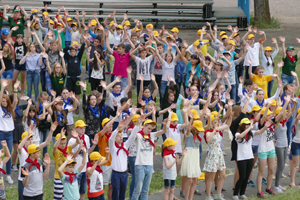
[0,3,299,200]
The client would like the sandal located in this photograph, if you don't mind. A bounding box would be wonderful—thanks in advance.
[289,184,297,188]
[173,196,179,200]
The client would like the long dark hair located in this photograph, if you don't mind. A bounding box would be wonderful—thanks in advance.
[190,54,200,66]
[265,53,275,67]
[54,102,68,124]
[93,49,105,71]
[27,105,39,128]
[237,123,253,142]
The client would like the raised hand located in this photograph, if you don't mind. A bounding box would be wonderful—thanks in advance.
[71,130,78,138]
[50,121,59,132]
[279,36,285,43]
[271,37,277,44]
[258,31,264,35]
[21,168,29,176]
[79,81,87,90]
[253,27,257,34]
[1,140,7,147]
[277,61,284,68]
[137,75,143,81]
[291,71,297,77]
[239,76,243,84]
[127,66,132,74]
[43,153,50,165]
[246,59,252,65]
[59,51,64,57]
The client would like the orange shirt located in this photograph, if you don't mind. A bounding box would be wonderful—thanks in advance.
[97,131,112,166]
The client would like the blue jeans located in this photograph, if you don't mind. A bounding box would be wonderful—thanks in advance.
[78,172,87,194]
[0,131,13,175]
[128,156,136,199]
[18,179,24,200]
[111,171,129,200]
[40,70,46,92]
[45,71,52,96]
[267,80,274,98]
[27,71,40,102]
[114,75,128,91]
[1,69,13,79]
[132,165,153,200]
[281,73,296,85]
[89,194,105,200]
[160,81,173,99]
[286,117,293,148]
[39,129,49,158]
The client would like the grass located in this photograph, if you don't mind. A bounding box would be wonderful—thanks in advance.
[249,186,300,200]
[250,15,281,29]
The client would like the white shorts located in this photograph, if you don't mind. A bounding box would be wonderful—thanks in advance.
[101,165,112,185]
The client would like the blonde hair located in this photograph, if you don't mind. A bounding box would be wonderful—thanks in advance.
[254,65,265,75]
[3,43,14,59]
[52,63,63,78]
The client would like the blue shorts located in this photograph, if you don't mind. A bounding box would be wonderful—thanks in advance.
[1,69,13,79]
[252,145,259,155]
[14,63,27,72]
[291,142,300,156]
[78,171,87,194]
[164,179,175,189]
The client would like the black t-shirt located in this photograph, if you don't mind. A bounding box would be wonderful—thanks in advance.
[14,43,27,64]
[0,38,6,50]
[1,55,13,71]
[38,105,51,130]
[51,109,69,136]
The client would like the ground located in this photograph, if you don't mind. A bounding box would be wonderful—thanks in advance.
[3,0,300,199]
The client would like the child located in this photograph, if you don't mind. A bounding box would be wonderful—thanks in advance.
[153,43,166,104]
[0,41,14,91]
[86,152,109,200]
[0,140,11,200]
[24,99,46,145]
[65,11,82,44]
[170,27,182,48]
[58,149,86,200]
[137,74,158,107]
[21,145,50,200]
[45,51,66,95]
[162,138,186,200]
[31,17,48,50]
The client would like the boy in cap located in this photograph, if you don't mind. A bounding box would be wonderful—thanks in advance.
[53,127,80,200]
[170,27,182,48]
[21,144,51,200]
[87,152,109,200]
[0,140,11,200]
[68,120,99,200]
[64,14,73,47]
[58,148,87,200]
[65,11,82,45]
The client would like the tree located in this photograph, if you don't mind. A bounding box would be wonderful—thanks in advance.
[254,0,271,23]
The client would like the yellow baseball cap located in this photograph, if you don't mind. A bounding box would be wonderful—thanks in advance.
[221,35,228,40]
[75,120,88,128]
[71,22,77,27]
[239,118,251,125]
[171,27,179,33]
[58,15,62,18]
[270,99,276,107]
[132,114,140,122]
[193,39,200,47]
[251,105,261,112]
[135,28,141,32]
[49,20,54,25]
[260,107,273,116]
[228,40,237,46]
[171,113,179,122]
[153,31,159,37]
[192,120,205,132]
[91,21,97,26]
[42,11,49,16]
[56,23,63,27]
[233,32,240,38]
[248,34,255,40]
[27,144,40,155]
[55,133,67,141]
[264,46,273,51]
[275,107,288,116]
[219,31,227,37]
[144,119,157,126]
[67,17,73,22]
[67,160,77,165]
[190,109,200,119]
[211,115,218,122]
[109,21,114,26]
[117,25,123,30]
[124,20,131,26]
[32,22,38,28]
[72,41,79,46]
[197,29,206,35]
[163,138,178,147]
[298,107,300,114]
[146,23,154,29]
[32,9,38,13]
[211,111,218,117]
[90,152,105,161]
[21,131,33,141]
[102,118,111,127]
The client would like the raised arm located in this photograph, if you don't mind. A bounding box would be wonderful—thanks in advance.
[279,36,286,59]
[151,74,158,100]
[247,59,254,79]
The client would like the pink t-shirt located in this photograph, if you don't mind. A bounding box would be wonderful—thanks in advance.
[112,51,131,77]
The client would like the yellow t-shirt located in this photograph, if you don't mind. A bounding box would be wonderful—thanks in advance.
[250,74,272,99]
[200,39,210,55]
[53,145,72,179]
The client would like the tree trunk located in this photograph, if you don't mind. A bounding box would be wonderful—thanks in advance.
[254,0,271,23]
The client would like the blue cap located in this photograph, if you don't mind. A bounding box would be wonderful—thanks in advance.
[2,28,9,35]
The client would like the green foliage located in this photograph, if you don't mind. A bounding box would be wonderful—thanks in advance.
[250,15,280,29]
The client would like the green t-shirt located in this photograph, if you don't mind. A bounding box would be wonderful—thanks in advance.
[50,72,66,89]
[8,15,25,36]
[54,29,65,49]
[60,169,80,200]
[282,54,298,76]
[0,17,3,28]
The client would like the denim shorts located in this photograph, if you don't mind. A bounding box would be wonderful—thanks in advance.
[281,73,296,85]
[291,142,300,156]
[14,63,27,72]
[258,149,275,159]
[77,171,87,194]
[252,145,259,155]
[164,179,175,189]
[1,69,13,79]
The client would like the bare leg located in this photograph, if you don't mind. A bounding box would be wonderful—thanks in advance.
[205,172,216,197]
[266,157,275,189]
[290,156,300,186]
[163,188,170,200]
[20,71,26,97]
[257,158,267,192]
[181,176,187,192]
[12,143,18,165]
[216,169,226,195]
[108,184,112,200]
[184,178,192,200]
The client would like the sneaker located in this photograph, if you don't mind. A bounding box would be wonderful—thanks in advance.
[11,165,18,172]
[152,169,155,173]
[282,173,287,178]
[272,175,275,180]
[223,151,227,156]
[232,195,239,200]
[274,187,283,193]
[180,191,185,198]
[262,178,267,185]
[257,192,264,198]
[194,189,201,195]
[239,195,247,199]
[205,196,214,200]
[248,180,255,187]
[265,188,275,195]
[6,176,13,184]
[279,185,286,191]
[215,194,225,200]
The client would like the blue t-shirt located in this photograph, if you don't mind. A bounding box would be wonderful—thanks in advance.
[65,26,71,42]
[222,50,236,62]
[185,61,201,86]
[61,169,80,200]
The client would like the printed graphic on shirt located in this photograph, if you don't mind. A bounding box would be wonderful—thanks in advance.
[95,174,102,190]
[140,137,153,152]
[15,45,25,60]
[266,129,275,142]
[137,59,150,75]
[64,174,78,184]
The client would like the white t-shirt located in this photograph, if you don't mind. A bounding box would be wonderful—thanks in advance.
[162,60,176,81]
[0,107,14,131]
[108,31,115,45]
[165,124,183,153]
[71,31,81,44]
[135,55,153,81]
[18,147,28,181]
[107,90,127,123]
[235,132,254,161]
[63,103,74,125]
[113,31,122,45]
[258,127,275,153]
[293,122,300,143]
[135,132,156,166]
[68,134,90,172]
[251,122,260,146]
[91,64,104,80]
[163,154,177,180]
[243,42,260,66]
[24,119,40,145]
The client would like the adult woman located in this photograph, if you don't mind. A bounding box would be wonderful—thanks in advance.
[0,43,14,92]
[290,108,300,187]
[0,80,18,184]
[19,32,45,102]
